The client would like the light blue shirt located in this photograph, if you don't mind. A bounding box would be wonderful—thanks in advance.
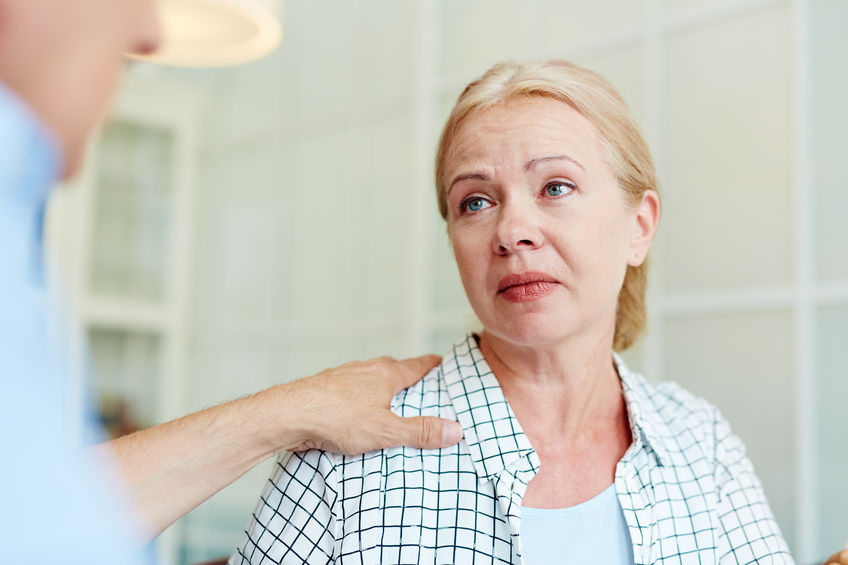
[520,484,634,564]
[0,81,147,563]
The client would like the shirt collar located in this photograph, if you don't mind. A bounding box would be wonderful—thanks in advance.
[614,353,672,467]
[1,81,64,286]
[441,334,537,480]
[0,80,63,204]
[441,334,671,481]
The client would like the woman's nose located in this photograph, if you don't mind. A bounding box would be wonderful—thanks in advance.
[492,202,544,255]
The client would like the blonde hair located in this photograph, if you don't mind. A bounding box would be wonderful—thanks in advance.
[435,60,658,351]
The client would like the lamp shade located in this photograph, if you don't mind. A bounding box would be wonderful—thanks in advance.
[130,0,283,67]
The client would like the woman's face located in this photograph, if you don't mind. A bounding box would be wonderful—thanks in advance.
[443,96,657,348]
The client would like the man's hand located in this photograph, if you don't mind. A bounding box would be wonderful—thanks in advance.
[825,549,848,565]
[105,353,462,538]
[274,354,463,454]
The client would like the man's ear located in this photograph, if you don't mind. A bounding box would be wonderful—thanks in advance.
[627,189,660,267]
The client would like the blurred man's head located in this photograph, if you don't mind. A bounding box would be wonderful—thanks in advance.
[0,0,160,178]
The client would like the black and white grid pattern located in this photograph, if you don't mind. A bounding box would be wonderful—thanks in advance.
[230,334,794,564]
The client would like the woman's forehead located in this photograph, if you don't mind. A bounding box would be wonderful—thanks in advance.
[446,98,603,170]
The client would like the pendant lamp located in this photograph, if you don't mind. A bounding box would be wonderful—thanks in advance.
[130,0,283,67]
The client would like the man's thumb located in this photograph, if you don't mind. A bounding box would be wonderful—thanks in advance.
[400,416,463,450]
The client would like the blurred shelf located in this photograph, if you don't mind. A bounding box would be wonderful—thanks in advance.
[83,297,170,332]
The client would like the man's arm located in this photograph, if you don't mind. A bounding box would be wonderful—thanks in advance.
[97,354,462,539]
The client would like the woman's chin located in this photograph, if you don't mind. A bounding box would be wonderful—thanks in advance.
[480,307,615,351]
[483,320,572,349]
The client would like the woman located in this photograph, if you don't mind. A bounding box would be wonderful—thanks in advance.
[230,60,792,564]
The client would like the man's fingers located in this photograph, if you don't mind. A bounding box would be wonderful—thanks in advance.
[825,549,848,565]
[391,355,442,390]
[384,415,462,450]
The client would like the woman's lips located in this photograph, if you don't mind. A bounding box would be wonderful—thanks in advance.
[497,272,559,303]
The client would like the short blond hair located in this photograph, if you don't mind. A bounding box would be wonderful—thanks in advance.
[435,60,658,351]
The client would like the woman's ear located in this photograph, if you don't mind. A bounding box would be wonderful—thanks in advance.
[627,189,660,266]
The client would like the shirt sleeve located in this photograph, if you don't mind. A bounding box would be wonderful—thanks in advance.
[230,450,340,565]
[712,408,794,564]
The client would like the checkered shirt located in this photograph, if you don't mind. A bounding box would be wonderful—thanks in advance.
[230,334,793,564]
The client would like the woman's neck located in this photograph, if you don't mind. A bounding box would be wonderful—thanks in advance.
[478,329,625,441]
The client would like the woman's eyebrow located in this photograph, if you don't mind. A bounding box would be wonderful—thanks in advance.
[447,155,584,195]
[448,172,488,192]
[525,154,585,171]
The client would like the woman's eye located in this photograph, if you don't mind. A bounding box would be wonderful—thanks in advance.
[545,182,574,197]
[462,197,491,213]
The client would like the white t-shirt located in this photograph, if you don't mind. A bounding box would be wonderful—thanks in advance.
[521,484,634,564]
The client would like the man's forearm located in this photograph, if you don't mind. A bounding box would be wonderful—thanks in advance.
[94,355,460,540]
[101,385,298,538]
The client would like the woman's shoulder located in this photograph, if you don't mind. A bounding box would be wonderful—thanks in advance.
[390,362,456,419]
[650,379,719,423]
[617,357,719,425]
[620,366,728,462]
[653,380,728,449]
[276,348,464,475]
[268,362,463,494]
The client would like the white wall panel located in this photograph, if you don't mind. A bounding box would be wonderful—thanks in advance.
[276,338,350,384]
[660,7,793,293]
[430,325,481,357]
[347,112,416,323]
[289,1,365,123]
[540,0,644,52]
[662,0,739,14]
[618,327,649,374]
[287,128,355,325]
[430,215,473,316]
[192,145,294,329]
[815,306,848,554]
[356,0,418,103]
[579,46,647,131]
[186,341,279,412]
[342,330,408,361]
[201,49,291,152]
[438,0,533,79]
[810,0,848,283]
